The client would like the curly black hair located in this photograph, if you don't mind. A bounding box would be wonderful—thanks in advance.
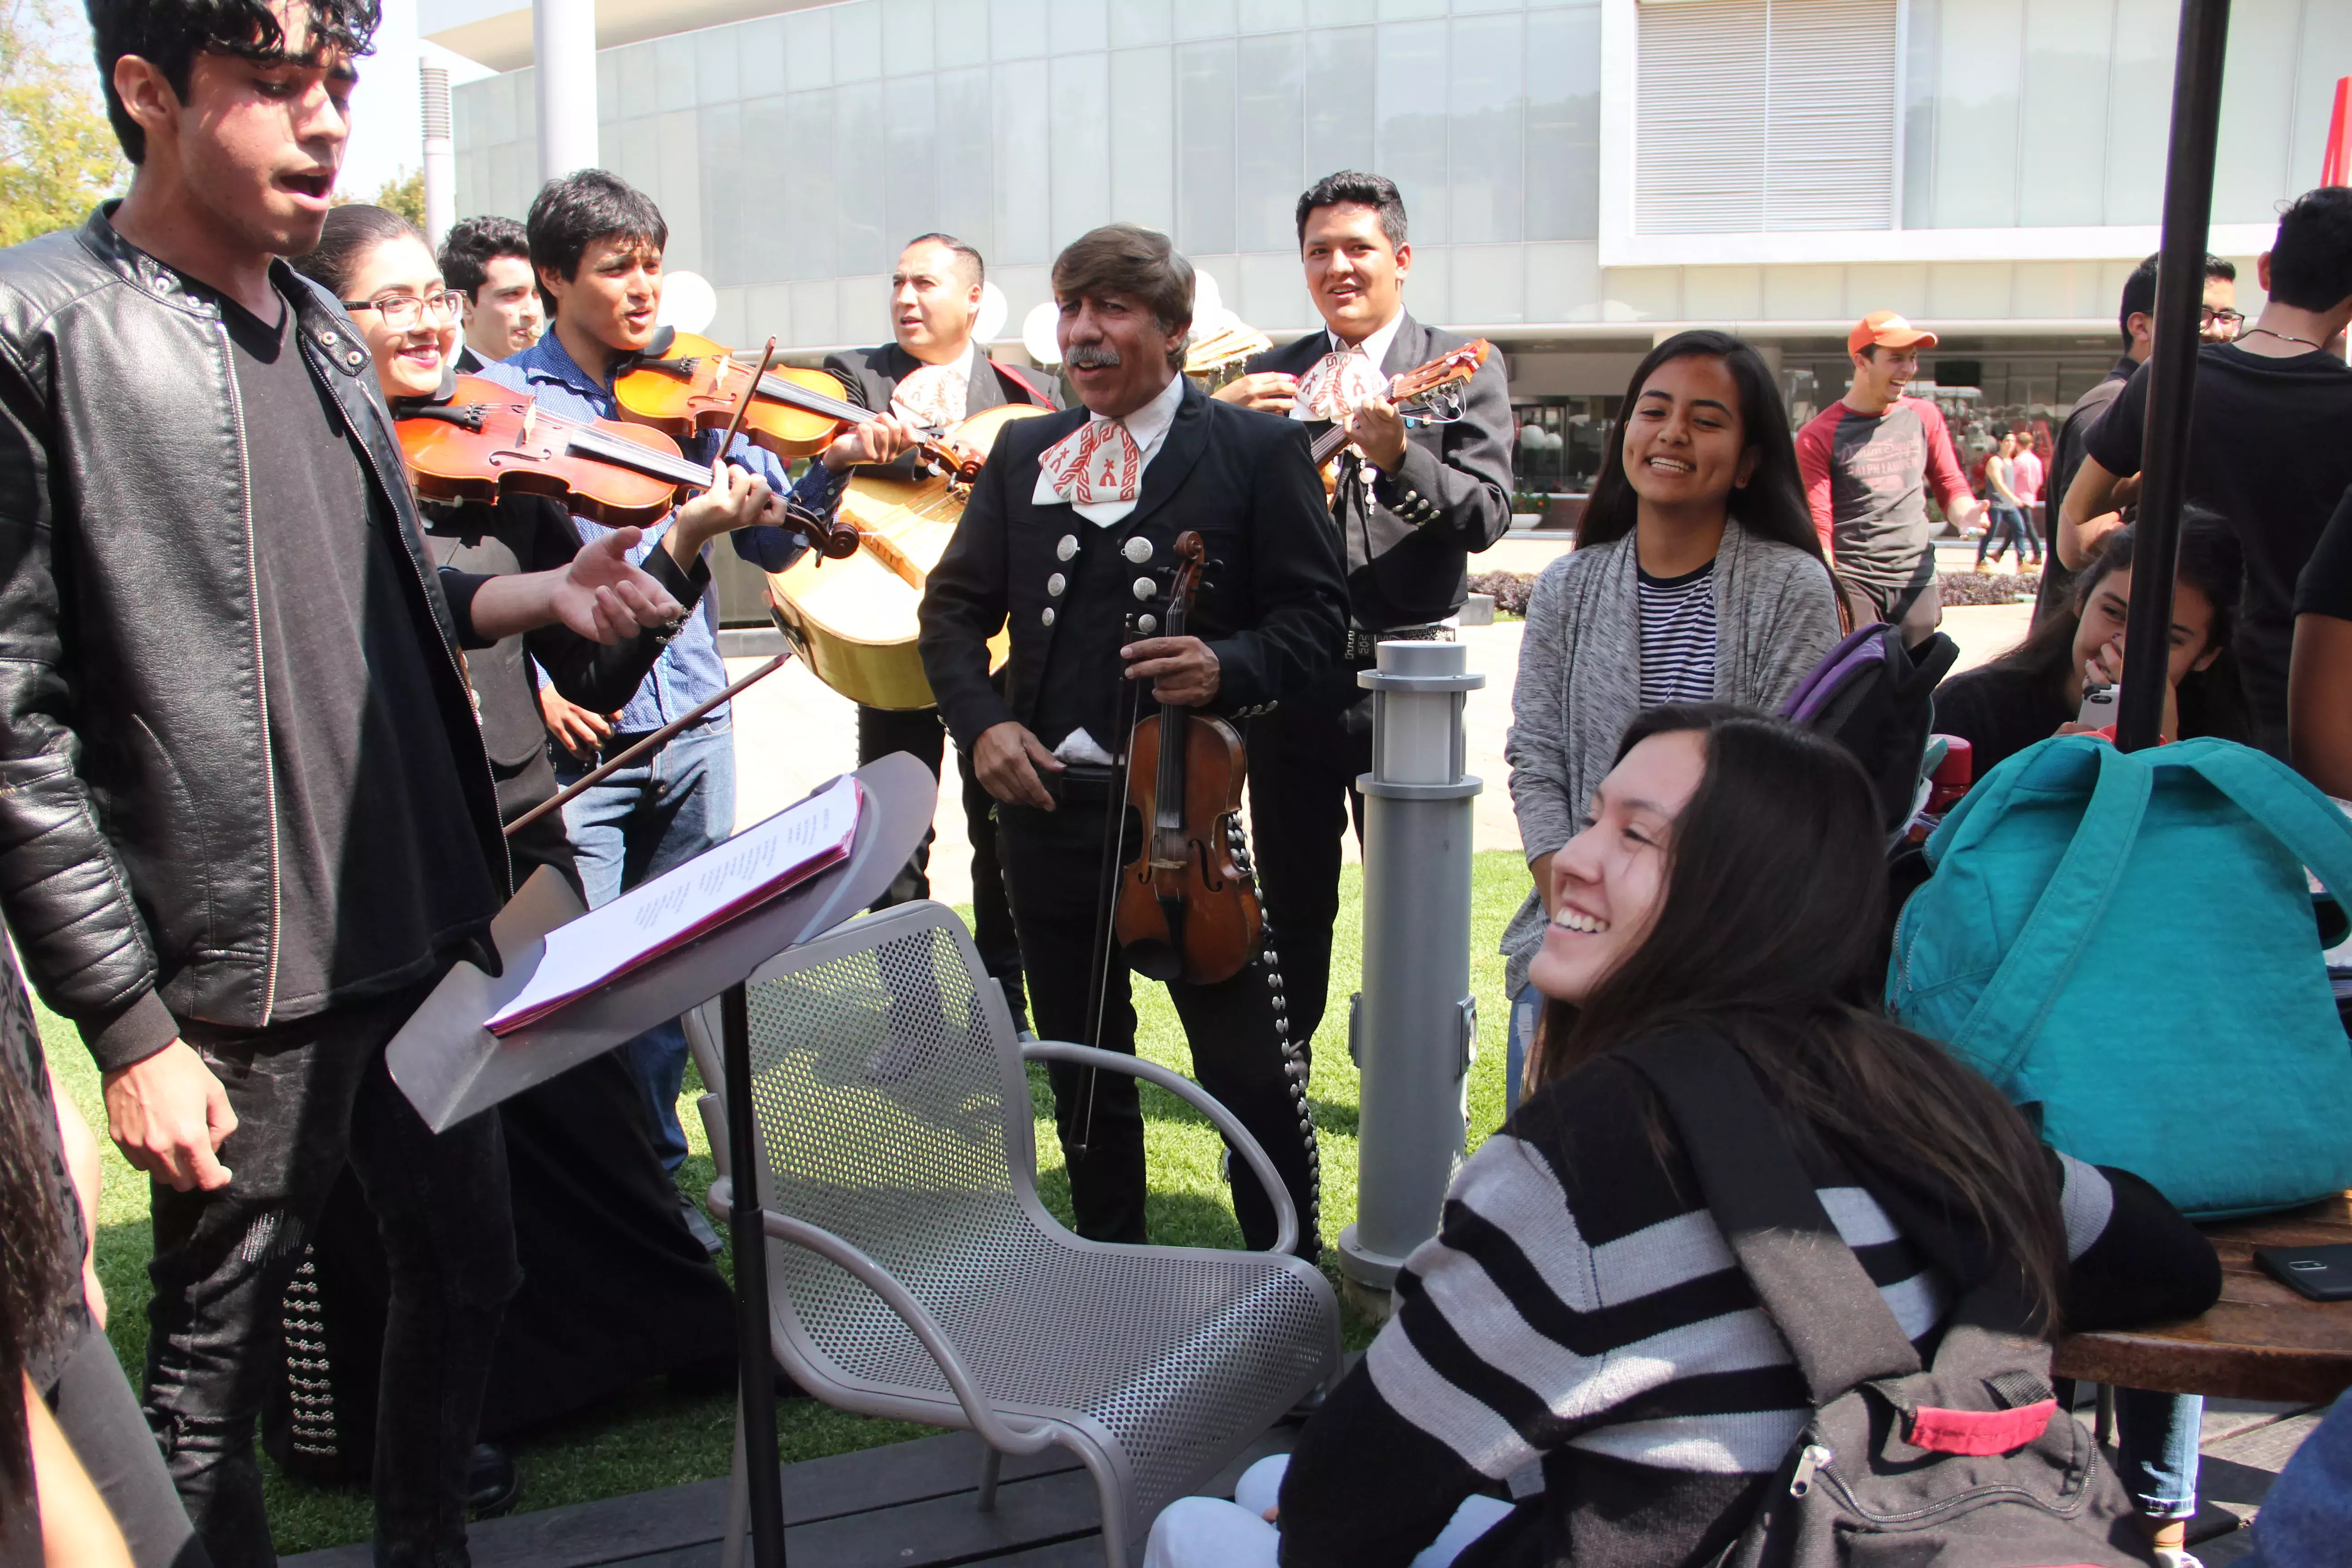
[0,1056,72,1514]
[86,0,382,163]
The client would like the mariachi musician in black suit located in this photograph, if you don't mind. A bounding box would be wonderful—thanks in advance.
[920,223,1346,1256]
[1215,170,1515,1061]
[825,233,1059,1031]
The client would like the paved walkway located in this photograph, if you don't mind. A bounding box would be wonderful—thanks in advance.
[728,541,2038,905]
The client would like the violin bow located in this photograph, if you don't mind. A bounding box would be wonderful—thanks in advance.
[1072,612,1149,1157]
[504,654,786,838]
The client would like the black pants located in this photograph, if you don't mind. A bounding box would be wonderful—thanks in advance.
[41,1321,210,1568]
[152,980,519,1568]
[858,702,1029,1031]
[1245,657,1377,1062]
[996,796,1318,1257]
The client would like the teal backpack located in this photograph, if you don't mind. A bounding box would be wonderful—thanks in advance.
[1887,735,2352,1219]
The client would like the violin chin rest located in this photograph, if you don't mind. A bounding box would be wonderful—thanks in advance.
[1122,940,1182,984]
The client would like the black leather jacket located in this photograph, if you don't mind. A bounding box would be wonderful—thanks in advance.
[0,208,506,1069]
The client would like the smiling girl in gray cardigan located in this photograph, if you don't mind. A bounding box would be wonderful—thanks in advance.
[1501,332,1843,1087]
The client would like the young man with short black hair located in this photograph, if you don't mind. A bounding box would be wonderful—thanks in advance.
[438,211,539,371]
[483,170,914,1227]
[1797,312,1985,646]
[1213,171,1514,1060]
[0,1,692,1562]
[2033,251,2238,624]
[2064,187,2352,757]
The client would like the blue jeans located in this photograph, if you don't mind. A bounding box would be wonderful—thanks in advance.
[1505,985,1541,1118]
[2115,1387,2201,1521]
[2245,1391,2352,1563]
[557,718,735,1173]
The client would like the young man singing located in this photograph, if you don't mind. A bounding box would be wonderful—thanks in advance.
[1213,170,1514,1063]
[0,2,710,1563]
[483,170,915,1234]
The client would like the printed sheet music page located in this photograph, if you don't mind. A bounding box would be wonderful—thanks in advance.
[487,775,862,1035]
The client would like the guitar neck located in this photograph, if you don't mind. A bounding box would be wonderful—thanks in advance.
[1309,425,1352,466]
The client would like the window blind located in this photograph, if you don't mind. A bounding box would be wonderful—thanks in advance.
[1635,0,1898,235]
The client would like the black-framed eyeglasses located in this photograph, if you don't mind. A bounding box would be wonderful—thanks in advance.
[2200,306,2246,331]
[342,290,466,329]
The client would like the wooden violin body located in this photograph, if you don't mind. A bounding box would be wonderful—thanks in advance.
[1115,709,1260,985]
[765,402,1041,710]
[612,329,869,460]
[397,374,714,528]
[1112,531,1263,987]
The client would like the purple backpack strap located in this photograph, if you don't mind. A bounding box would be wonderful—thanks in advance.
[1779,624,1891,725]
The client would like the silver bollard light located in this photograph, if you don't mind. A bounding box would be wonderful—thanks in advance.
[1339,639,1485,1297]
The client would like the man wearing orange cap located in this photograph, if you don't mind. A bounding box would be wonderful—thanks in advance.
[1796,311,1984,645]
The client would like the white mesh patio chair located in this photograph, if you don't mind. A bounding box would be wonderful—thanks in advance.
[681,899,1341,1568]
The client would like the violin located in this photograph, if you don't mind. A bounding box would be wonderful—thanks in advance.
[1112,532,1261,987]
[1309,337,1495,494]
[395,375,858,556]
[611,326,904,461]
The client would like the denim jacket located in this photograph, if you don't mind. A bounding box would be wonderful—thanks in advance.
[482,330,841,732]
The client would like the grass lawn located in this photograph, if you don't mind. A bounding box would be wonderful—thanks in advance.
[43,850,1535,1555]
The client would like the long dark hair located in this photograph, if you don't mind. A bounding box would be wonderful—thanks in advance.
[0,1058,73,1513]
[1535,705,2067,1326]
[1991,509,2248,741]
[1577,330,1825,565]
[293,204,429,298]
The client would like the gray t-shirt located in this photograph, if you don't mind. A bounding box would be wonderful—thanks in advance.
[220,288,497,1015]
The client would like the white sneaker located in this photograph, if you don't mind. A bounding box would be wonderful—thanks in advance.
[2152,1547,2204,1568]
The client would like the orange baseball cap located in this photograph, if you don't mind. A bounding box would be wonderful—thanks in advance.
[1848,310,1939,354]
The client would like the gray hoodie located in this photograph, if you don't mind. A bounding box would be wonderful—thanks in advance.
[1500,522,1844,994]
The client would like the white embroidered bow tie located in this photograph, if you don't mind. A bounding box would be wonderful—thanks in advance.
[890,363,968,430]
[1291,346,1388,424]
[1040,418,1145,507]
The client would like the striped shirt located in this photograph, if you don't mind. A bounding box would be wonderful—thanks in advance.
[1274,1049,2225,1568]
[1637,560,1717,706]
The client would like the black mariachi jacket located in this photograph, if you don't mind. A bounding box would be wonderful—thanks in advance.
[917,379,1348,753]
[1246,312,1514,631]
[822,339,1061,486]
[0,207,507,1069]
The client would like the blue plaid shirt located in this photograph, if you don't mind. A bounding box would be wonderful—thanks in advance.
[481,330,840,732]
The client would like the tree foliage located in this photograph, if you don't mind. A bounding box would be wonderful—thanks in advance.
[0,0,127,248]
[340,166,426,229]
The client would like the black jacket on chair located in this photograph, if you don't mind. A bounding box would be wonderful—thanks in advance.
[917,380,1347,751]
[1245,312,1514,631]
[0,206,506,1067]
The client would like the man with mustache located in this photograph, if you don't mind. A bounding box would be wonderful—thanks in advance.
[1213,170,1514,1067]
[822,232,1059,1034]
[919,223,1345,1256]
[0,1,693,1562]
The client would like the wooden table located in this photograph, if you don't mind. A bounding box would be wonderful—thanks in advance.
[2053,1193,2352,1404]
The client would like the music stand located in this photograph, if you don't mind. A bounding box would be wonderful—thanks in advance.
[387,752,937,1568]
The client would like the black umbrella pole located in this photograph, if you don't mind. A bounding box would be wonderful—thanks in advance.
[2119,0,2230,753]
[723,980,789,1567]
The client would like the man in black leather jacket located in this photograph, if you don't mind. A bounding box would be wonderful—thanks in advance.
[0,4,696,1563]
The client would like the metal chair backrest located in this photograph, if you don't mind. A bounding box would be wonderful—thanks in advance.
[691,902,1074,1397]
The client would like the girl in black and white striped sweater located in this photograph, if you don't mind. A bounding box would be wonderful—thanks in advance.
[1148,707,2219,1568]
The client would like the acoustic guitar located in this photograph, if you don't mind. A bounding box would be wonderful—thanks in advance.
[766,402,1046,710]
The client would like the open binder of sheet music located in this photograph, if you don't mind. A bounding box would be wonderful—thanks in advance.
[486,775,863,1035]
